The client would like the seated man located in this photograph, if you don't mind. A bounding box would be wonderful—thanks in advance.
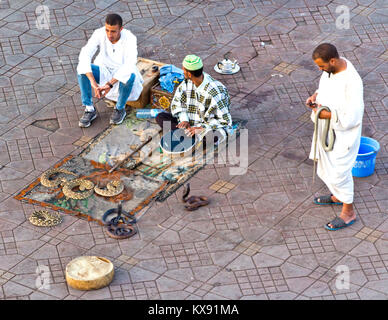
[76,13,143,127]
[156,54,233,146]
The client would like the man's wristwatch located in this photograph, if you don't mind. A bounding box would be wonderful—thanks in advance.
[107,82,113,88]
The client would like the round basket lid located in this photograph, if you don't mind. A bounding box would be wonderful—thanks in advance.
[160,128,197,154]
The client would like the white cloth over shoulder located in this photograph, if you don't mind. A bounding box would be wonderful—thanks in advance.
[77,27,144,102]
[309,57,364,204]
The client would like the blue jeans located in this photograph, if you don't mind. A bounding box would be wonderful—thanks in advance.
[77,64,135,110]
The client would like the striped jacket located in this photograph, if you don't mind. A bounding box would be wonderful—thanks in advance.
[170,73,233,137]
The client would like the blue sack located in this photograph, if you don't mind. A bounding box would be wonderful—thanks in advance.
[159,64,184,93]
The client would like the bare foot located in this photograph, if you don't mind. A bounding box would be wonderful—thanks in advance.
[331,195,341,203]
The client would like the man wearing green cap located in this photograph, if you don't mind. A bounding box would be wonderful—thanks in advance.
[156,54,233,142]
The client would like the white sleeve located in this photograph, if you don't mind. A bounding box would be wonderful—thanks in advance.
[331,75,364,131]
[77,29,101,75]
[113,34,138,83]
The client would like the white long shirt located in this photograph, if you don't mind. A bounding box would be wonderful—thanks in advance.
[77,27,144,101]
[309,57,364,204]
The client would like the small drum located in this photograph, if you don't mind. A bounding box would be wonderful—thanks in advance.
[65,256,114,291]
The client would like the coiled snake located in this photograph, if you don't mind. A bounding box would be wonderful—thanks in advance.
[29,210,62,227]
[40,168,77,188]
[62,179,95,200]
[102,203,137,239]
[312,105,335,183]
[94,180,124,197]
[40,168,124,199]
[181,183,209,211]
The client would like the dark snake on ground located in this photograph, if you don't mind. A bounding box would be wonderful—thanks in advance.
[181,183,209,211]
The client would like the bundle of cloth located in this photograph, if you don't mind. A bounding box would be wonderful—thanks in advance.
[159,64,184,93]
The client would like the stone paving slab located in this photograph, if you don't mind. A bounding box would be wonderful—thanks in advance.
[0,0,387,300]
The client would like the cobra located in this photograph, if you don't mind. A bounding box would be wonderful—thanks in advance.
[181,183,209,211]
[40,168,77,188]
[62,179,95,200]
[94,180,124,197]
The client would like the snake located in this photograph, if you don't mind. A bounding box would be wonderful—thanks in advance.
[181,183,209,211]
[102,203,137,239]
[312,105,335,184]
[29,210,62,227]
[105,223,137,239]
[94,180,124,197]
[40,168,78,188]
[62,179,95,200]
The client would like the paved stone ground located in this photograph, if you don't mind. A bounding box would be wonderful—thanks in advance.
[0,0,387,300]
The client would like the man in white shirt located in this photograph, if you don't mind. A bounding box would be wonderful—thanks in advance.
[305,43,364,231]
[76,13,143,127]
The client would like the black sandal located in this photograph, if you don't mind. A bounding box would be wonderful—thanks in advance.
[325,217,356,231]
[314,195,342,205]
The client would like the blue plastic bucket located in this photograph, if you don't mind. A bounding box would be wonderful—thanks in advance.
[352,136,380,177]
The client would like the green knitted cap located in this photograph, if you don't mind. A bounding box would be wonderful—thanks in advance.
[182,54,203,71]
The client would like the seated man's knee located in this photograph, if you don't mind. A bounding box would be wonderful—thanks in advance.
[91,64,100,83]
[155,113,163,126]
[122,74,135,88]
[156,113,170,128]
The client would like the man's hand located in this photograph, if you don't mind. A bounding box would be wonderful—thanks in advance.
[86,72,101,99]
[185,127,204,137]
[306,92,318,108]
[91,82,102,99]
[312,103,321,113]
[177,121,190,129]
[313,104,331,119]
[98,83,112,98]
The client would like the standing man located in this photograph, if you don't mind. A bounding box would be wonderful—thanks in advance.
[306,43,364,231]
[76,13,144,127]
[156,54,233,143]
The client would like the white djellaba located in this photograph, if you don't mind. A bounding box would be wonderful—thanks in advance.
[309,57,364,204]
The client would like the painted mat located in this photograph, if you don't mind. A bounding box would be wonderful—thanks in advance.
[15,155,167,225]
[15,110,245,224]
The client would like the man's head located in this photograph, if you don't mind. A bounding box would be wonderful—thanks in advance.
[312,43,340,74]
[182,54,203,80]
[105,13,123,43]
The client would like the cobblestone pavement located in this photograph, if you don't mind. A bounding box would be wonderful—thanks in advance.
[0,0,387,300]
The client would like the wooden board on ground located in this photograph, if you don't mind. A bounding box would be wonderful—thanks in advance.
[66,256,114,291]
[126,57,166,109]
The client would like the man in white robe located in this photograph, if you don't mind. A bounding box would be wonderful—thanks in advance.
[306,43,364,231]
[76,13,144,127]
